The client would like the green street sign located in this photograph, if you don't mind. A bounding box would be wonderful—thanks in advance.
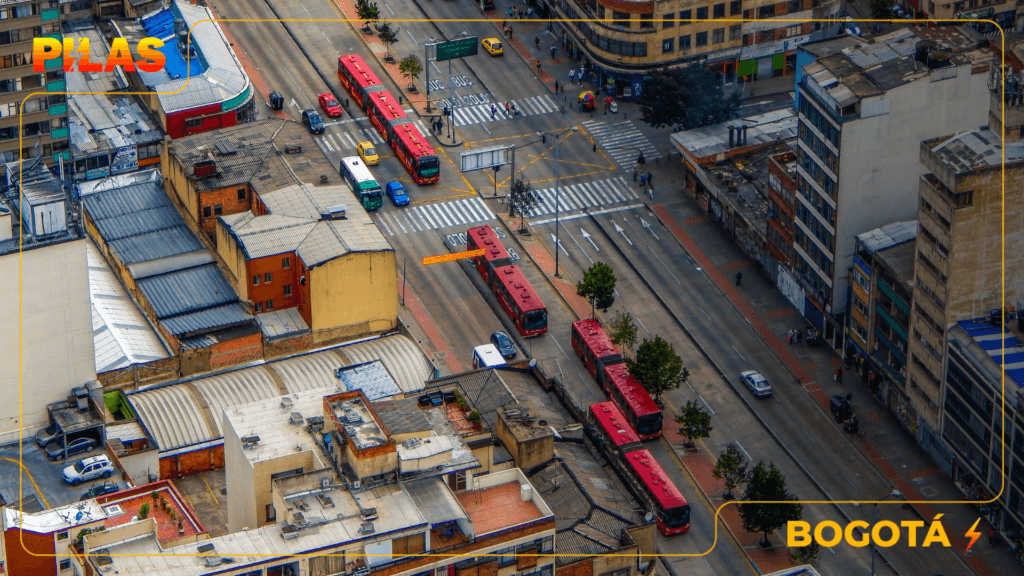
[436,37,478,62]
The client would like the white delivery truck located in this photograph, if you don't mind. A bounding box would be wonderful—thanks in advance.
[472,344,507,369]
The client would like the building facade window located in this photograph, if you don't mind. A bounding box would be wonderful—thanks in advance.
[680,9,692,21]
[185,118,203,129]
[284,285,292,296]
[282,257,291,268]
[730,0,742,14]
[264,272,272,283]
[696,31,708,46]
[255,302,263,312]
[697,6,709,19]
[265,300,274,311]
[613,11,630,26]
[640,13,653,28]
[713,3,725,18]
[680,34,691,49]
[730,25,741,40]
[237,188,246,200]
[252,275,260,286]
[662,13,675,27]
[213,204,223,215]
[663,38,674,52]
[203,206,212,217]
[713,28,725,43]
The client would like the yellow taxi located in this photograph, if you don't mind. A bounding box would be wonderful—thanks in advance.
[482,38,504,56]
[357,141,379,166]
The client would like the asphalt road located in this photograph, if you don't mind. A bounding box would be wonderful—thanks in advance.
[197,2,975,574]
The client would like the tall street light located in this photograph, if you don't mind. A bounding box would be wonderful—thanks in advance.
[537,127,579,277]
[870,489,902,576]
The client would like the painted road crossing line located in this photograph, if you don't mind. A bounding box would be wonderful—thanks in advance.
[582,120,663,169]
[450,95,561,127]
[525,177,636,218]
[319,120,431,153]
[378,196,496,235]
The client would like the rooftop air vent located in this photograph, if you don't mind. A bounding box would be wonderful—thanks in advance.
[194,160,216,178]
[402,438,422,449]
[360,507,378,521]
[197,543,215,554]
[284,144,302,154]
[326,204,347,220]
[290,412,304,425]
[359,521,375,534]
[241,436,260,449]
[306,415,324,427]
[281,397,294,409]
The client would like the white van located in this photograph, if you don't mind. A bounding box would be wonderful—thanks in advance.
[472,344,507,369]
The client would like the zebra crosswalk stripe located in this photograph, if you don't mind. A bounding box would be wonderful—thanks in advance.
[449,94,562,126]
[583,121,662,169]
[525,178,637,217]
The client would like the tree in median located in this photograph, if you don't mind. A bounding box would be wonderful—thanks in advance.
[399,55,422,91]
[639,66,741,131]
[738,461,803,548]
[789,540,822,567]
[609,311,638,362]
[576,262,616,317]
[628,335,688,402]
[377,22,399,61]
[508,175,539,233]
[712,443,749,500]
[356,0,380,33]
[675,400,712,447]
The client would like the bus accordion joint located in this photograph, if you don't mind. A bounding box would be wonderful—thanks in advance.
[422,249,484,265]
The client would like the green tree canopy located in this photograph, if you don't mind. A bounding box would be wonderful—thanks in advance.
[399,55,422,90]
[377,22,399,60]
[738,461,803,547]
[639,66,741,130]
[576,262,616,316]
[609,311,638,361]
[675,400,712,446]
[712,443,749,500]
[628,335,688,401]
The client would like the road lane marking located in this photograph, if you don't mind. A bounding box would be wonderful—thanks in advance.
[731,345,746,362]
[700,396,715,415]
[734,441,752,461]
[800,427,817,445]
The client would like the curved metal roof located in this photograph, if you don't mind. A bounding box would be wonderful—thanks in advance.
[127,334,430,453]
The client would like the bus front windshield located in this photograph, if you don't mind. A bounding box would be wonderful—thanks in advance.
[636,412,663,436]
[662,505,690,529]
[417,156,440,177]
[523,309,547,331]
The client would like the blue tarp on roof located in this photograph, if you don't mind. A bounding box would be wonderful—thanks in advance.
[141,8,205,81]
[1006,368,1024,388]
[991,352,1024,366]
[958,319,997,332]
[978,336,1024,351]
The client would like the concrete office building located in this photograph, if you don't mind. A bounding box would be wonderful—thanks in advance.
[792,27,992,341]
[907,126,1024,455]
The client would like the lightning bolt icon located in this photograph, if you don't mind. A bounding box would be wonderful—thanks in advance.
[965,518,982,552]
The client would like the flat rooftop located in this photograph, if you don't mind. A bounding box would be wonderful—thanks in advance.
[224,388,338,464]
[327,394,389,451]
[456,480,542,537]
[97,482,204,545]
[671,107,798,160]
[924,129,1024,171]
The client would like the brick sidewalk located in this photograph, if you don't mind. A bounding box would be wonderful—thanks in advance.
[397,274,464,374]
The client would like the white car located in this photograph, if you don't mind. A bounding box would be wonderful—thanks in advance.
[740,370,773,398]
[62,455,114,486]
[843,16,862,37]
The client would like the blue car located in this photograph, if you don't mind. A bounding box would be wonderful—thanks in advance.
[386,181,410,207]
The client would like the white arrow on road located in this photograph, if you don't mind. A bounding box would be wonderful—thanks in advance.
[613,221,633,246]
[580,228,599,251]
[290,98,300,111]
[550,233,569,256]
[640,218,659,240]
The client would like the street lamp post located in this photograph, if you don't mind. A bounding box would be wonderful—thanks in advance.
[538,127,579,277]
[870,489,902,576]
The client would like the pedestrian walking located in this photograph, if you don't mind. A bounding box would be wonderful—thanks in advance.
[838,367,844,383]
[988,529,996,545]
[639,173,647,187]
[647,186,654,201]
[504,102,510,115]
[647,172,654,186]
[509,27,513,40]
[797,329,803,343]
[508,7,513,18]
[554,80,559,93]
[550,45,557,59]
[510,103,518,116]
[633,164,639,181]
[787,329,794,344]
[526,7,533,18]
[534,36,540,49]
[490,104,496,119]
[735,272,743,286]
[536,60,541,73]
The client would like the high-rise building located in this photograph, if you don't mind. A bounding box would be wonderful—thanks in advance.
[791,27,992,342]
[907,126,1024,452]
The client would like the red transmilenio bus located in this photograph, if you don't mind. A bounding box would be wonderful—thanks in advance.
[366,90,408,141]
[624,449,691,535]
[603,363,663,439]
[467,225,512,283]
[589,401,642,454]
[391,123,440,185]
[492,265,547,337]
[572,318,622,386]
[337,54,384,110]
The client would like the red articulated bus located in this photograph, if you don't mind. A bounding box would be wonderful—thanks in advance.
[365,90,408,142]
[492,265,547,337]
[590,401,642,454]
[603,363,663,440]
[571,318,622,386]
[391,123,440,185]
[337,54,385,110]
[624,449,691,535]
[467,225,512,283]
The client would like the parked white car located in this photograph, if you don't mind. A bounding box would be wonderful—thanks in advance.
[62,455,113,486]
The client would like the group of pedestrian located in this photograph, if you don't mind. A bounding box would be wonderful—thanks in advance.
[433,118,444,134]
[633,166,655,200]
[787,329,805,345]
[507,5,532,18]
[503,26,514,39]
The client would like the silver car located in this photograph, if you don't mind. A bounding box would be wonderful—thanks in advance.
[740,370,772,397]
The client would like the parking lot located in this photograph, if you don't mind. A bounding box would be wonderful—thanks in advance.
[0,439,125,511]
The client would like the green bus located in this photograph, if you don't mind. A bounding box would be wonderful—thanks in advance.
[339,156,384,211]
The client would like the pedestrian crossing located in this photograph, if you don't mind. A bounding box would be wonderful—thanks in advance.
[377,196,496,236]
[317,120,432,154]
[582,120,663,170]
[524,177,636,217]
[375,177,637,236]
[450,95,561,127]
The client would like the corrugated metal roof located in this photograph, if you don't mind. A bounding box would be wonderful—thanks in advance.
[159,302,251,336]
[136,263,238,318]
[127,249,216,280]
[90,205,183,241]
[88,239,170,374]
[106,421,148,442]
[128,334,426,452]
[229,214,316,259]
[339,335,434,395]
[107,226,204,265]
[82,182,171,220]
[857,220,918,253]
